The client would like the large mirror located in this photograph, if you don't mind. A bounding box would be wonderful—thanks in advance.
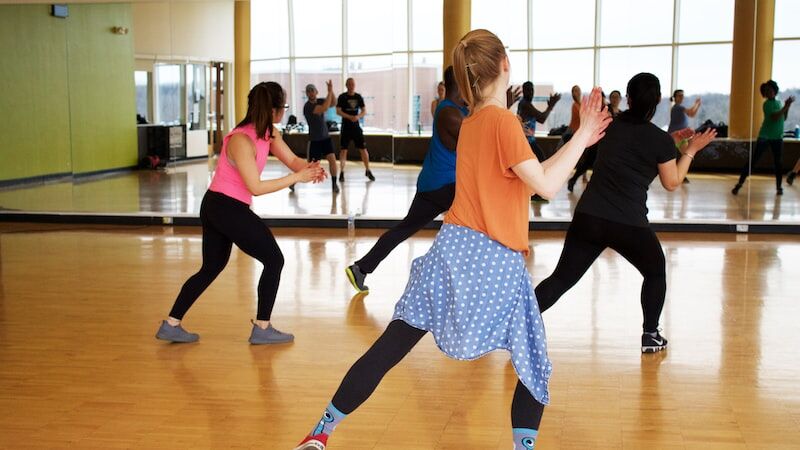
[1,0,797,230]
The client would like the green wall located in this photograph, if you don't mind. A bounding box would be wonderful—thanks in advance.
[0,3,136,182]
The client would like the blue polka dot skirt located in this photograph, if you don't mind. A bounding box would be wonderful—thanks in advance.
[392,224,553,405]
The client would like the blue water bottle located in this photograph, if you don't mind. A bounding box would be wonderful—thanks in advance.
[795,124,799,138]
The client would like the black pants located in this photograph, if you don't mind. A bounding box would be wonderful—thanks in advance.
[568,144,598,186]
[737,138,783,189]
[355,183,455,274]
[168,191,285,321]
[535,212,666,332]
[331,320,544,429]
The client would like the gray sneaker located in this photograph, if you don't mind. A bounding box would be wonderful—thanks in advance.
[155,320,199,343]
[249,322,294,344]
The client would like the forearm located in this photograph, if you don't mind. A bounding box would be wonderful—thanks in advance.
[534,107,553,124]
[253,173,299,195]
[526,130,593,198]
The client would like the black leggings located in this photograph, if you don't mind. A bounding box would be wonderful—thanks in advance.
[356,183,455,274]
[168,191,284,321]
[535,212,666,332]
[331,320,544,430]
[737,138,783,189]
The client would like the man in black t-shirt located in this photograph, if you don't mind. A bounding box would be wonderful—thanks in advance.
[336,78,375,182]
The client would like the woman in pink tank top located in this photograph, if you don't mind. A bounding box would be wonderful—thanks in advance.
[156,82,326,345]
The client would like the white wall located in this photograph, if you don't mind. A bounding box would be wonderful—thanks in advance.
[133,1,234,62]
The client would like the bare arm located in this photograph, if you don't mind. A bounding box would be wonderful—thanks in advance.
[657,128,716,191]
[533,93,561,123]
[772,96,795,120]
[227,134,322,195]
[686,98,701,117]
[511,88,611,199]
[435,106,464,151]
[314,81,336,114]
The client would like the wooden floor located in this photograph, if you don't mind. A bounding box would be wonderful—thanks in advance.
[1,223,799,449]
[1,159,799,223]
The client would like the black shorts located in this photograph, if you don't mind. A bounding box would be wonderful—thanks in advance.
[308,138,335,161]
[340,126,366,150]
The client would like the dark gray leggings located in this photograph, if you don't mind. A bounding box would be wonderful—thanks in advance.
[330,320,545,430]
[535,212,667,332]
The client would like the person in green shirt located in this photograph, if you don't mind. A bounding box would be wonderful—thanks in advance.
[733,80,795,196]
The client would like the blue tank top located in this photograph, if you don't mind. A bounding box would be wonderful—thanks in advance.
[416,99,469,192]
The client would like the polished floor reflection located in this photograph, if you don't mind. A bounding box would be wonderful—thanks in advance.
[0,224,798,448]
[1,159,799,223]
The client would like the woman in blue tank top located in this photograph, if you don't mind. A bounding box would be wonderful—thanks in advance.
[344,67,467,293]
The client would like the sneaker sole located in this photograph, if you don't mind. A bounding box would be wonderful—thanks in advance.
[155,333,198,343]
[249,335,294,345]
[641,345,667,353]
[293,441,325,450]
[345,267,369,294]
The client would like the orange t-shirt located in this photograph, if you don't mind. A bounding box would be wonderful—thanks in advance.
[444,106,535,255]
[568,101,580,131]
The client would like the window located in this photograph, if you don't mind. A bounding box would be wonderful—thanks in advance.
[155,64,183,125]
[600,0,673,46]
[411,0,442,51]
[293,0,342,56]
[774,0,800,39]
[675,44,732,125]
[471,0,527,49]
[531,0,595,49]
[347,0,394,55]
[251,0,289,59]
[186,65,208,130]
[412,52,442,132]
[678,0,734,43]
[508,51,529,85]
[348,55,395,130]
[772,40,800,129]
[295,58,343,123]
[135,71,150,123]
[532,50,593,130]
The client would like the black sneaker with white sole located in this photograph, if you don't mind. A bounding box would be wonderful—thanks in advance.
[641,331,668,353]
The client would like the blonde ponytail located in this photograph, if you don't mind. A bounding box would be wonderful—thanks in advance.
[451,29,506,114]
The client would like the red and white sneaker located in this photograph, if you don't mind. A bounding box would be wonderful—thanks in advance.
[293,435,327,450]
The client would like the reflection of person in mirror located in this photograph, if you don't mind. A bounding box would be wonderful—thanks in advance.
[535,72,717,356]
[668,89,701,184]
[304,81,340,193]
[336,78,374,182]
[155,82,326,346]
[430,80,445,117]
[668,89,701,133]
[295,29,611,450]
[345,66,469,294]
[732,80,795,196]
[568,90,615,193]
[517,81,560,163]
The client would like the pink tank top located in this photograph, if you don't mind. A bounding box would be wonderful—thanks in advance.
[209,124,271,205]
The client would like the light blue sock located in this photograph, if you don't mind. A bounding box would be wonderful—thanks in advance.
[309,402,347,437]
[513,427,539,450]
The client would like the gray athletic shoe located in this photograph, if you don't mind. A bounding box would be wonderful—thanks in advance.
[248,322,294,344]
[155,320,199,343]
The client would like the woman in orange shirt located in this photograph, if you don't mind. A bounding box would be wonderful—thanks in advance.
[294,30,610,450]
